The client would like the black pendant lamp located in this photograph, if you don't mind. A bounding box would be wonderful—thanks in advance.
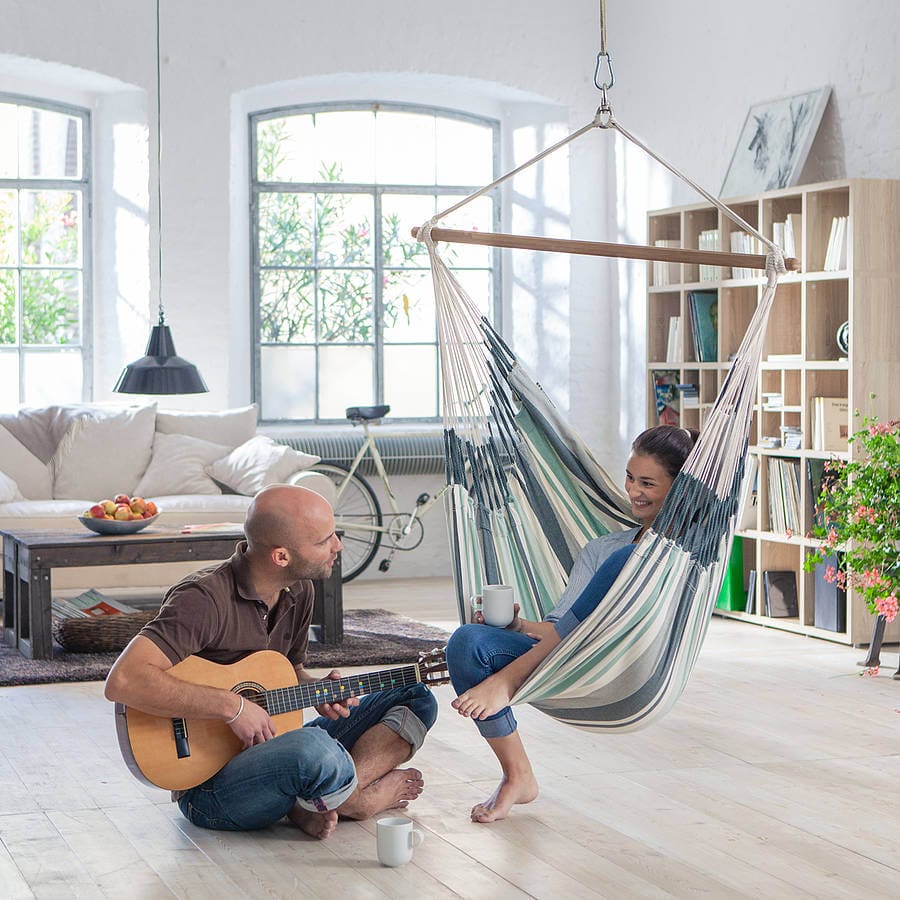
[114,0,207,395]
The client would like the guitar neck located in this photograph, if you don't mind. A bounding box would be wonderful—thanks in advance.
[264,664,421,715]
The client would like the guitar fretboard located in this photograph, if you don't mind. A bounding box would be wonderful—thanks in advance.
[263,664,421,716]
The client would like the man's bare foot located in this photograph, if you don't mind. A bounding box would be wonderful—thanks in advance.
[287,803,338,839]
[470,772,538,823]
[339,768,425,820]
[452,673,514,720]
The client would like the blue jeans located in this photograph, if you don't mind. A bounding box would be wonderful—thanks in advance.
[445,625,537,739]
[178,683,437,830]
[446,544,635,739]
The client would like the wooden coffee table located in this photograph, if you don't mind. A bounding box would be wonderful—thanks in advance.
[1,528,342,659]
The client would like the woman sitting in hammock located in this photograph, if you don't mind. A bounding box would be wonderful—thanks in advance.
[445,424,699,823]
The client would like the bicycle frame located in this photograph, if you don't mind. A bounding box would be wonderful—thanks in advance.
[332,421,445,538]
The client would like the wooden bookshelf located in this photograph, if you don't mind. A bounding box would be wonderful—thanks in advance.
[646,178,900,645]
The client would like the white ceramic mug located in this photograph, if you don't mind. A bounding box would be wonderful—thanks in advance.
[479,583,515,627]
[376,816,424,867]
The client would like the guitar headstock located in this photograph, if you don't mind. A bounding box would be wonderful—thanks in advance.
[417,647,450,685]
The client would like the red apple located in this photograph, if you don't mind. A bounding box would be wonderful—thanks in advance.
[101,499,117,516]
[88,503,106,519]
[114,504,132,521]
[130,496,147,514]
[114,493,131,506]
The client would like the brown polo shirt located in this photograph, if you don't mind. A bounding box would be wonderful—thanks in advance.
[140,541,315,667]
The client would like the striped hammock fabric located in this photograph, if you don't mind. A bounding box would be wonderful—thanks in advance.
[421,213,784,733]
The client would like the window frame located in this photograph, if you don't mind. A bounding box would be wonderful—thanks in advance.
[0,92,93,406]
[249,100,501,424]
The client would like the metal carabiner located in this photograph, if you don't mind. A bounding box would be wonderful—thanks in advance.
[593,51,615,92]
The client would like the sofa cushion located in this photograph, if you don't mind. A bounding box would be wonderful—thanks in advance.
[0,468,25,502]
[52,404,158,500]
[155,404,258,450]
[0,425,53,499]
[135,433,231,497]
[206,436,320,496]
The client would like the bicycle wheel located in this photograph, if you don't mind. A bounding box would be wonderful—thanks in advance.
[311,463,382,582]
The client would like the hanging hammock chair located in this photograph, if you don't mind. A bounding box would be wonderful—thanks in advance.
[416,107,794,733]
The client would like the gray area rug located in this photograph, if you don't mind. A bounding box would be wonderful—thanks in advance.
[0,608,452,687]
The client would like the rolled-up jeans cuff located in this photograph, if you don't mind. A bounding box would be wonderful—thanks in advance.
[294,772,358,813]
[474,707,517,739]
[381,706,428,758]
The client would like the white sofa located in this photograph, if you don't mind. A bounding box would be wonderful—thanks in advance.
[0,403,331,592]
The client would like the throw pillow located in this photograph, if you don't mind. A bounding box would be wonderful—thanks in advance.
[206,436,320,496]
[52,405,158,500]
[135,432,232,497]
[0,425,53,499]
[155,404,258,450]
[0,468,25,503]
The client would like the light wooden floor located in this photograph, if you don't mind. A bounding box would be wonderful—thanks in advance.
[1,576,898,899]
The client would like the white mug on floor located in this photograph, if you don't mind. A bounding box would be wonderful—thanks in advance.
[479,583,515,627]
[376,816,424,867]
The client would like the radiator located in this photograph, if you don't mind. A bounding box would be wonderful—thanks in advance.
[277,431,445,476]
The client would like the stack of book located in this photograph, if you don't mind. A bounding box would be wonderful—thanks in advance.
[677,383,699,408]
[652,240,682,286]
[761,391,784,410]
[51,588,139,620]
[779,424,802,450]
[729,230,762,279]
[698,229,721,281]
[772,213,802,258]
[824,216,848,271]
[687,290,718,362]
[766,457,802,534]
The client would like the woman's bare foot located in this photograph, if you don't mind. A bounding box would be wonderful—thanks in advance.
[339,768,425,820]
[287,803,338,839]
[452,673,514,720]
[471,772,539,823]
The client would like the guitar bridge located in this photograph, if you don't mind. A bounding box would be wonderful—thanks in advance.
[172,718,190,758]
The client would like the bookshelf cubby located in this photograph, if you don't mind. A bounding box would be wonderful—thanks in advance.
[646,178,900,645]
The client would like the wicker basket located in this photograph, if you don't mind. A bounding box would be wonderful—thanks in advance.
[54,610,157,653]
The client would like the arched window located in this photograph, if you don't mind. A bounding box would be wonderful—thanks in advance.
[0,95,91,409]
[250,102,499,422]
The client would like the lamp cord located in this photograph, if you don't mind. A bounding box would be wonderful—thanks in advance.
[155,0,164,326]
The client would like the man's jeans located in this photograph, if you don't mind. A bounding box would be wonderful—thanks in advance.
[178,682,437,830]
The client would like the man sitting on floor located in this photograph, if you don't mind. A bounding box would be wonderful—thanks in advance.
[105,484,438,839]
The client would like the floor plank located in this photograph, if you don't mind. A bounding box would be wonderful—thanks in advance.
[0,576,897,898]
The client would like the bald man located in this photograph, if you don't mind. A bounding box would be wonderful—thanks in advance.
[105,484,437,840]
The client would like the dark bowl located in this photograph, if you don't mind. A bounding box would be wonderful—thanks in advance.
[77,513,160,535]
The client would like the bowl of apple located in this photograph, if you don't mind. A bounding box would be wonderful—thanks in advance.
[79,494,160,535]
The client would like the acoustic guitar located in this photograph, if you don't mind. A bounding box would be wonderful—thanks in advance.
[114,648,449,790]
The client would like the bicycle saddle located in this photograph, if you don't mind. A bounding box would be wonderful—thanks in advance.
[345,404,390,422]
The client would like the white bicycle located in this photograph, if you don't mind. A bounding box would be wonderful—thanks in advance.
[312,405,446,582]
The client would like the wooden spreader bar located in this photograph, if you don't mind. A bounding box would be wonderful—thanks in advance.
[411,225,801,273]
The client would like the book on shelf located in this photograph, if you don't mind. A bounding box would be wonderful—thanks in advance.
[687,290,718,362]
[824,215,848,271]
[51,588,140,620]
[811,396,849,451]
[653,240,682,286]
[745,570,757,614]
[761,391,784,410]
[697,228,721,281]
[763,570,798,618]
[651,370,680,426]
[665,315,682,363]
[766,457,801,534]
[729,230,762,279]
[737,454,759,531]
[813,553,846,632]
[716,538,747,611]
[781,213,801,259]
[766,352,802,364]
[758,435,781,449]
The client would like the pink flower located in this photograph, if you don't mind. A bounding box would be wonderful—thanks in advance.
[61,211,77,228]
[825,565,837,583]
[875,595,899,622]
[785,527,794,539]
[825,529,840,548]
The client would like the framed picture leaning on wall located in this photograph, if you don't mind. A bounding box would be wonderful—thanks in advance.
[720,86,831,197]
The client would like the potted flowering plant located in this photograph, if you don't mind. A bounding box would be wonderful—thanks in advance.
[803,410,900,626]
